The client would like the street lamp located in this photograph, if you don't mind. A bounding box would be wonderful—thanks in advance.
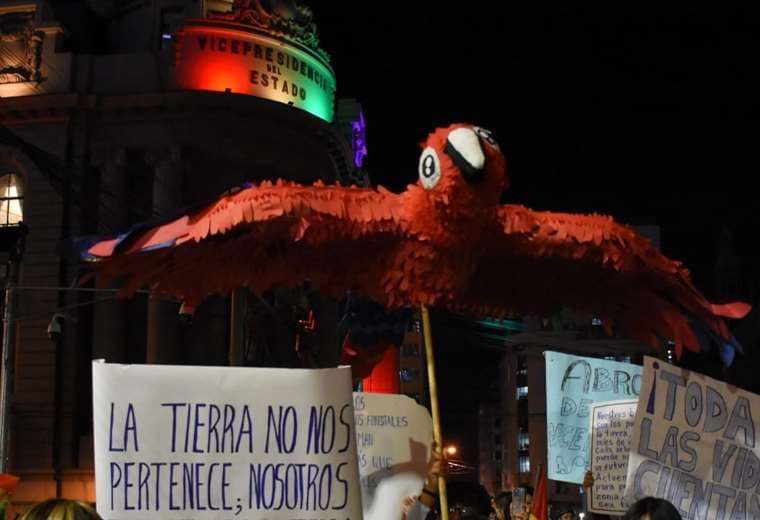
[445,444,458,457]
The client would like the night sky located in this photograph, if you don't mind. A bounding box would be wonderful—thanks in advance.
[314,4,760,467]
[315,4,759,291]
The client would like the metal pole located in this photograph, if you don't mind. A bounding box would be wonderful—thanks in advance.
[421,304,449,520]
[0,261,18,473]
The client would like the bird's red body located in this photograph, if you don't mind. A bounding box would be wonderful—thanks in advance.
[88,123,749,360]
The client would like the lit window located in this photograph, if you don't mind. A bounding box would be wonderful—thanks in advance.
[519,455,531,473]
[518,429,530,450]
[0,174,23,226]
[517,356,527,376]
[516,386,528,399]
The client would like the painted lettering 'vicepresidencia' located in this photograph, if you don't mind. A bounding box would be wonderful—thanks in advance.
[196,35,333,98]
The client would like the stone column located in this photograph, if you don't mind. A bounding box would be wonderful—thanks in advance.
[91,150,129,363]
[145,147,184,364]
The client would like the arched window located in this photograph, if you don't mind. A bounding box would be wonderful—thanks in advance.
[0,173,23,226]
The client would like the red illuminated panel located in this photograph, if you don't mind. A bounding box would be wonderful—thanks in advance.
[173,23,336,121]
[362,346,400,394]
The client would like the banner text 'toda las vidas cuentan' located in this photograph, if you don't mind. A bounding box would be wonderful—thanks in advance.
[625,356,760,520]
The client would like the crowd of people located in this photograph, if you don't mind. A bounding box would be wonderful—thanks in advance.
[397,448,685,520]
[402,489,682,520]
[2,492,685,520]
[1,449,684,520]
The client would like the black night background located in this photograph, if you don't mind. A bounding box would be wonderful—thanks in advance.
[315,2,760,470]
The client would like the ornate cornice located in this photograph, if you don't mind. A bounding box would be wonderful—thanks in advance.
[208,0,329,62]
[0,11,45,84]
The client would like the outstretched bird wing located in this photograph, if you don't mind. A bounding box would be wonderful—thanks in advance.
[457,204,750,362]
[86,180,405,311]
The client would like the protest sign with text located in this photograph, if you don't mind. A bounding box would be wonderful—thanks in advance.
[588,400,638,515]
[93,362,362,519]
[546,351,642,483]
[625,357,760,520]
[354,392,433,519]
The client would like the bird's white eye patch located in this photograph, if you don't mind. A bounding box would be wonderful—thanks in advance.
[419,146,441,190]
[474,126,500,151]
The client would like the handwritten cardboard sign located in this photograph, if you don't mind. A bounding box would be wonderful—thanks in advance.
[353,392,433,517]
[625,357,760,520]
[92,362,362,519]
[545,351,642,483]
[588,400,638,515]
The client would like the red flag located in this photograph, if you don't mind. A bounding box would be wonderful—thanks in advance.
[530,466,548,520]
[0,474,20,518]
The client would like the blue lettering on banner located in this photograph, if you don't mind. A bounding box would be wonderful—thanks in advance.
[546,352,642,484]
[103,400,355,515]
[627,358,760,520]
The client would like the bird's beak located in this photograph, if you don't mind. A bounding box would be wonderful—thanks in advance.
[444,127,486,182]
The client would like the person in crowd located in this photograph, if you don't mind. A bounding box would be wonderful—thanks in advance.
[19,499,103,520]
[447,481,492,519]
[403,444,444,519]
[552,504,577,520]
[623,497,681,520]
[510,486,534,520]
[524,486,534,510]
[490,490,512,520]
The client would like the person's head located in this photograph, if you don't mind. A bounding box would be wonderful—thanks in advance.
[523,486,534,507]
[553,504,576,520]
[450,502,480,520]
[20,499,102,520]
[493,491,512,516]
[447,481,491,519]
[624,497,682,520]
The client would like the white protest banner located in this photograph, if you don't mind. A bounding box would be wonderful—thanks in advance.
[625,357,760,520]
[353,392,433,518]
[546,351,643,483]
[588,400,638,515]
[93,362,362,520]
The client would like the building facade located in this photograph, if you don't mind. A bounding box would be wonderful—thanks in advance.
[495,329,654,505]
[477,403,501,496]
[0,0,365,508]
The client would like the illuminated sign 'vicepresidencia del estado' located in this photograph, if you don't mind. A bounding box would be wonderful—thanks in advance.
[172,2,336,122]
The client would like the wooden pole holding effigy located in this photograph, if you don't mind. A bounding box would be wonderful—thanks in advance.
[421,304,449,520]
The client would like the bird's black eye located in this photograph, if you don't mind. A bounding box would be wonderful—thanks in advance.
[418,147,441,190]
[474,126,500,150]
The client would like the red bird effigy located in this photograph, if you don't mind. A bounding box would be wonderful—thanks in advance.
[86,123,750,364]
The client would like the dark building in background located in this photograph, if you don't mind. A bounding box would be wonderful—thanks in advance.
[477,403,501,496]
[477,227,664,502]
[398,319,427,403]
[494,329,653,506]
[0,0,366,507]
